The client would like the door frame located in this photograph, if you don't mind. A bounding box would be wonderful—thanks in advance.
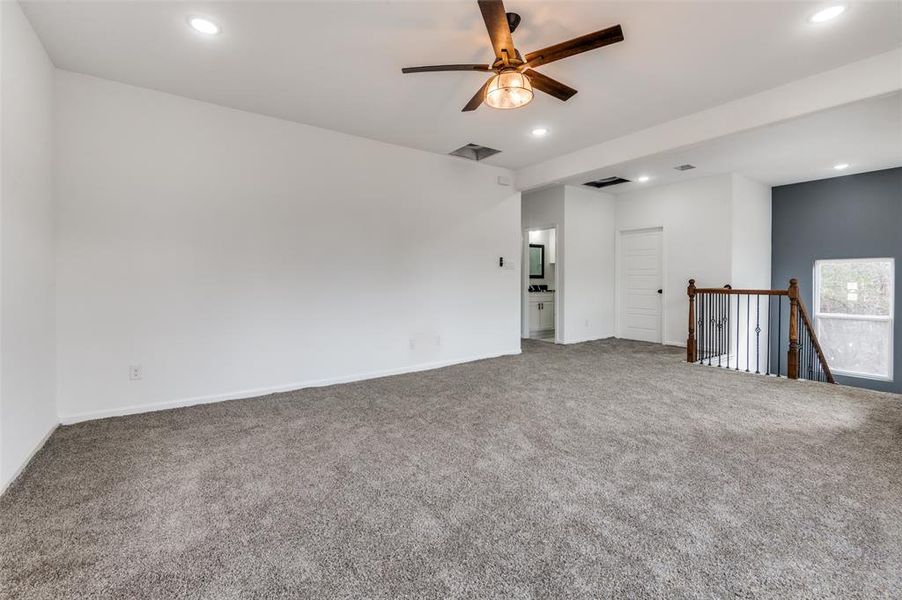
[522,224,561,343]
[615,226,666,344]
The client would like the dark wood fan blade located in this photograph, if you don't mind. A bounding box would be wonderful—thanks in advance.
[525,25,624,68]
[402,64,492,74]
[462,79,492,112]
[525,69,577,102]
[478,0,516,60]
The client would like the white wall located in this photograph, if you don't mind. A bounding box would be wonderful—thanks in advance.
[730,174,773,370]
[615,175,734,346]
[0,1,58,490]
[522,185,616,344]
[54,71,521,423]
[562,186,615,343]
[731,174,772,289]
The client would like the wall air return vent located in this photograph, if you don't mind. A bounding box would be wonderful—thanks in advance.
[584,176,631,189]
[674,163,696,171]
[449,143,501,161]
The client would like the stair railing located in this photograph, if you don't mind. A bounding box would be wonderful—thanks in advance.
[687,278,835,383]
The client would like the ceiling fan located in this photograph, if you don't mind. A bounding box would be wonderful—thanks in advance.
[401,0,624,112]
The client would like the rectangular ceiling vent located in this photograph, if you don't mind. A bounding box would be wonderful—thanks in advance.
[674,163,696,171]
[449,143,501,162]
[584,176,631,189]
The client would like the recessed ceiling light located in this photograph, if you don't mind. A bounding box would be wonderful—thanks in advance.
[809,5,846,23]
[531,127,548,137]
[834,162,850,170]
[188,17,221,35]
[637,175,650,183]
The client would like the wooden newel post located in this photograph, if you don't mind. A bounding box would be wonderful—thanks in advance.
[787,278,800,379]
[687,279,697,363]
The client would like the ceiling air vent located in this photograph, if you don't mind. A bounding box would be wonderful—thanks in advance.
[584,176,631,189]
[674,163,696,171]
[449,143,501,162]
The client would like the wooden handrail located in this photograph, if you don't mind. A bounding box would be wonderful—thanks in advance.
[694,288,788,296]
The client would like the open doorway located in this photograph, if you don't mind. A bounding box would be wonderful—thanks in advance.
[523,227,558,342]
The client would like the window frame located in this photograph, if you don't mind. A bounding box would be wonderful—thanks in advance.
[813,257,894,382]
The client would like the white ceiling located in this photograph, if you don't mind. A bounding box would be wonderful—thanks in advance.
[22,1,902,169]
[555,91,902,193]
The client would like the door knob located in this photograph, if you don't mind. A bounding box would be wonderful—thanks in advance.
[657,289,663,294]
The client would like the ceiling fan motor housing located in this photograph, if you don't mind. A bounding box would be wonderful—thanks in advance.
[506,12,521,33]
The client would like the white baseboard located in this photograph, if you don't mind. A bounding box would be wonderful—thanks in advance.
[664,340,687,348]
[59,348,522,425]
[1,421,58,496]
[559,334,615,345]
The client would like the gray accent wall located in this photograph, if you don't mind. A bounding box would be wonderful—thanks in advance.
[771,167,902,393]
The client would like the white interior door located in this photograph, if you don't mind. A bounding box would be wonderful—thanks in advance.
[620,228,663,343]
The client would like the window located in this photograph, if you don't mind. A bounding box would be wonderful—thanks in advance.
[814,258,894,381]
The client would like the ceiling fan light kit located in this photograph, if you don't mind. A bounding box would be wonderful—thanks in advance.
[485,70,533,109]
[401,0,624,112]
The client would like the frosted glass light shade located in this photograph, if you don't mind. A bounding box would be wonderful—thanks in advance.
[485,71,533,109]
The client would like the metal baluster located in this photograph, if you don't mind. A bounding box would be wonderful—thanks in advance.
[700,293,705,364]
[776,296,782,377]
[708,293,714,366]
[801,328,806,380]
[765,296,771,375]
[745,295,750,372]
[705,294,711,366]
[755,295,761,374]
[735,295,740,371]
[804,329,809,380]
[797,311,804,373]
[713,292,718,367]
[722,292,727,368]
[726,293,731,369]
[805,329,814,381]
[698,293,705,364]
[699,293,704,364]
[717,296,723,367]
[699,293,705,364]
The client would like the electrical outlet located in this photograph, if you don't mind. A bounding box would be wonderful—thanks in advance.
[585,319,590,328]
[129,364,143,380]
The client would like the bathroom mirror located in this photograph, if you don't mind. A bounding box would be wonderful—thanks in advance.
[529,244,545,279]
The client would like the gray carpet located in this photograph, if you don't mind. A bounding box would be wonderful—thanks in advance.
[2,339,901,599]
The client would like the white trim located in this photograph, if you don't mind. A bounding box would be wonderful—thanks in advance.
[815,313,891,322]
[615,226,665,344]
[813,257,895,382]
[1,422,59,496]
[58,349,522,425]
[829,366,893,382]
[559,335,614,345]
